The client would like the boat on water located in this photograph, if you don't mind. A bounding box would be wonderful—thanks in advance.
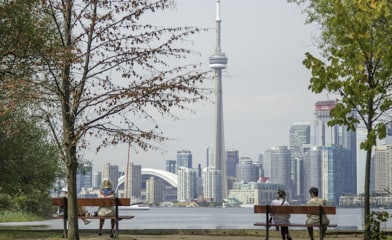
[119,204,150,210]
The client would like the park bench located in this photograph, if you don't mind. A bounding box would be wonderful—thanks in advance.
[52,197,134,239]
[254,205,337,240]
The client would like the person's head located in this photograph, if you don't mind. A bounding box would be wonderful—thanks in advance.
[276,189,286,199]
[309,187,318,197]
[101,178,113,189]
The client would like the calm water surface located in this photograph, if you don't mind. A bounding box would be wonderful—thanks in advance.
[0,207,389,230]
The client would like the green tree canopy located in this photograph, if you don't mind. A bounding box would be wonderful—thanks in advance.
[0,110,60,215]
[288,0,392,238]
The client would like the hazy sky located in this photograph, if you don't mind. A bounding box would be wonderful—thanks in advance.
[87,0,330,173]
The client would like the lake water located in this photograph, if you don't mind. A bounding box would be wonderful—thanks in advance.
[0,207,390,230]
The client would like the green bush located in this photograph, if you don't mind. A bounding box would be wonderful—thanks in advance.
[366,211,389,240]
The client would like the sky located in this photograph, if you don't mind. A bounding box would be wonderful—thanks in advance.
[87,0,331,173]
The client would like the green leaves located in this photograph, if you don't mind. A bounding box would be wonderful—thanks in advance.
[289,1,392,238]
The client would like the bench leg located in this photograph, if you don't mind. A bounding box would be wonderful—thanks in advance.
[266,226,269,240]
[63,218,67,238]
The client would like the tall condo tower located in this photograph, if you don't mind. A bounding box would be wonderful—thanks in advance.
[209,0,228,199]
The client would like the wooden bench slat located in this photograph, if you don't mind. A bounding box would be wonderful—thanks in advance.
[254,222,338,227]
[254,205,336,215]
[52,198,131,207]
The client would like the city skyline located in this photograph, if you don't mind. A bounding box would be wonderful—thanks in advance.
[86,1,332,174]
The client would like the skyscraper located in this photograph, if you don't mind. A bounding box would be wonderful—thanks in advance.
[176,150,192,172]
[165,160,176,174]
[311,100,357,200]
[209,0,228,199]
[202,166,222,202]
[374,145,392,193]
[125,163,142,200]
[289,122,310,198]
[264,146,292,196]
[102,163,119,191]
[177,167,197,202]
[226,149,239,177]
[235,157,259,183]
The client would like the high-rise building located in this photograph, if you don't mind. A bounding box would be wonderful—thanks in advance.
[303,146,323,197]
[209,0,228,199]
[146,176,164,204]
[124,163,142,201]
[374,145,392,193]
[102,163,119,191]
[176,150,192,173]
[202,166,222,202]
[289,122,310,199]
[235,157,258,183]
[177,167,197,202]
[356,126,367,194]
[310,100,357,200]
[165,160,176,174]
[93,171,102,189]
[206,146,213,168]
[226,149,239,177]
[264,146,291,194]
[321,146,351,204]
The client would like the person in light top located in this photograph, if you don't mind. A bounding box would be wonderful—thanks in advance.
[306,187,329,240]
[98,178,116,237]
[270,189,292,240]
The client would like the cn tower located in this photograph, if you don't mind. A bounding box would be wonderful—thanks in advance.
[209,0,228,199]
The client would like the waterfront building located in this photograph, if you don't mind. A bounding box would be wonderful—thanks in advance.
[102,163,119,191]
[176,150,192,173]
[206,146,213,168]
[310,100,357,201]
[228,182,287,205]
[321,146,351,204]
[303,146,323,196]
[340,194,392,208]
[374,145,392,193]
[289,122,310,199]
[356,125,367,194]
[146,176,165,204]
[263,146,291,195]
[76,163,93,194]
[226,149,239,178]
[258,153,264,177]
[124,163,142,200]
[235,157,259,183]
[93,171,102,189]
[202,166,222,202]
[177,167,197,202]
[165,160,176,174]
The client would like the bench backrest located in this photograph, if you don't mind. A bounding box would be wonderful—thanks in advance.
[52,197,130,207]
[254,205,336,215]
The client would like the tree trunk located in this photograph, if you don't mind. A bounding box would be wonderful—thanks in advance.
[364,148,372,240]
[66,145,79,240]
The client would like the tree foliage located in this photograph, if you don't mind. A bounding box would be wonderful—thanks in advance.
[0,0,210,239]
[288,0,392,239]
[0,0,57,115]
[0,110,60,215]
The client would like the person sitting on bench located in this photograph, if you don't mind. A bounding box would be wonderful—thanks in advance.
[270,189,292,240]
[97,178,116,237]
[306,187,329,240]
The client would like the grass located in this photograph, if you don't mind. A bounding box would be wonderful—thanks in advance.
[0,210,45,223]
